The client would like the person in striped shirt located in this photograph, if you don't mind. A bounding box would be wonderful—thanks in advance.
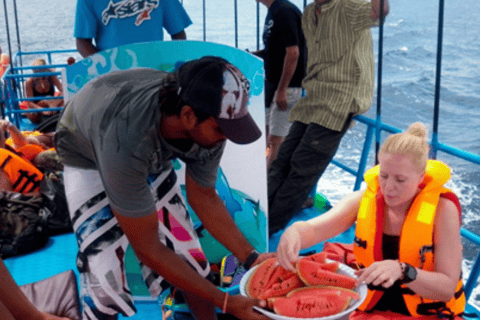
[268,0,390,236]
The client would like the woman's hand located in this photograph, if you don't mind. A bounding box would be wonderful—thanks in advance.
[354,260,403,289]
[276,226,302,272]
[227,294,271,320]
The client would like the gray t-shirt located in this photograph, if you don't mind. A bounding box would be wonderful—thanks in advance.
[55,68,225,217]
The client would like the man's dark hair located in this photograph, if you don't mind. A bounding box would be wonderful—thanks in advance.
[158,73,212,122]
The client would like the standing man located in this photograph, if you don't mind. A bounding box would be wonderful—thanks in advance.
[74,0,192,57]
[254,0,306,168]
[55,56,272,320]
[268,0,390,236]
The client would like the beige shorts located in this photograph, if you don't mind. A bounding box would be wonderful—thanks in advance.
[266,87,303,137]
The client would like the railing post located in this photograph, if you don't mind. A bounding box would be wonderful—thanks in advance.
[431,0,446,160]
[461,229,480,301]
[354,125,375,191]
[374,0,385,165]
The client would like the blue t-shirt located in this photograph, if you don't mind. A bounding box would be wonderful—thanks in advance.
[74,0,192,51]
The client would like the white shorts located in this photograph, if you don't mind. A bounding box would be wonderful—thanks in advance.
[266,87,303,137]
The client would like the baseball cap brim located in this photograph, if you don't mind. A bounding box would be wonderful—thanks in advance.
[217,113,262,144]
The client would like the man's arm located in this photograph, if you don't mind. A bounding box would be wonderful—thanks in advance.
[250,50,265,59]
[0,257,71,320]
[371,0,390,21]
[113,206,270,320]
[185,173,259,263]
[75,38,99,58]
[274,45,299,111]
[114,210,226,305]
[171,30,187,40]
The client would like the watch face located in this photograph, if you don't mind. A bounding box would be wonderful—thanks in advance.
[404,264,417,283]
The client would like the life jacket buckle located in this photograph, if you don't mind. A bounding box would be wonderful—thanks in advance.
[354,236,367,249]
[418,244,434,268]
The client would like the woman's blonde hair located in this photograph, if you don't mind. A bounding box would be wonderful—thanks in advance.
[32,58,51,73]
[380,122,429,172]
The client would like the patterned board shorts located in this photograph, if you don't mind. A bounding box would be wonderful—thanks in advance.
[64,165,211,319]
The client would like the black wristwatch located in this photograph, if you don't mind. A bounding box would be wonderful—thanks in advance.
[400,262,418,284]
[243,250,260,270]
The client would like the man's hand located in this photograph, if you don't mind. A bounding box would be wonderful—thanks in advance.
[227,295,271,320]
[40,311,73,320]
[274,88,288,111]
[250,252,276,269]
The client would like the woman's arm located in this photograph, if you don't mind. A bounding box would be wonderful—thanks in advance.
[0,169,13,192]
[0,120,28,149]
[50,75,63,94]
[277,190,363,270]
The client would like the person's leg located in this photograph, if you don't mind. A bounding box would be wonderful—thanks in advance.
[264,81,277,156]
[268,117,352,236]
[267,135,284,169]
[143,168,217,320]
[64,166,135,320]
[267,88,302,169]
[268,121,308,204]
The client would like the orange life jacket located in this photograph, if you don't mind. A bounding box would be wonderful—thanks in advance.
[0,149,44,193]
[354,159,466,318]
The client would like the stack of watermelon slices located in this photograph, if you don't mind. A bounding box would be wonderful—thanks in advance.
[245,252,360,318]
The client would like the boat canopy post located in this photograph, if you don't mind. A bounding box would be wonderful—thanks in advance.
[234,0,239,48]
[2,0,14,62]
[374,0,385,165]
[11,0,22,68]
[430,0,445,160]
[256,2,260,50]
[203,0,206,42]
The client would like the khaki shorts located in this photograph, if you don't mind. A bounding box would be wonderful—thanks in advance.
[266,87,303,137]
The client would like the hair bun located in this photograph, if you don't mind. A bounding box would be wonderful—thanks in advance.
[407,122,427,139]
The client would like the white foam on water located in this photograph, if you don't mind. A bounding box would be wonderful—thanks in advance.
[463,259,480,308]
[445,173,480,225]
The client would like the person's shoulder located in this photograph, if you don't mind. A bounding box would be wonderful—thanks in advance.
[25,77,34,86]
[304,2,316,12]
[436,195,462,225]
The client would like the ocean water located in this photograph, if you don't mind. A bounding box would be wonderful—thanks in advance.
[2,0,480,306]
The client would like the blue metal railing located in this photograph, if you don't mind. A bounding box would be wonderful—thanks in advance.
[1,49,75,128]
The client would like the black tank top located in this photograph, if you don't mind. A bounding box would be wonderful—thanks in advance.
[33,78,55,99]
[372,233,411,315]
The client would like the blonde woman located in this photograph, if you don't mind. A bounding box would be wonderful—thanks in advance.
[276,123,465,319]
[20,59,64,124]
